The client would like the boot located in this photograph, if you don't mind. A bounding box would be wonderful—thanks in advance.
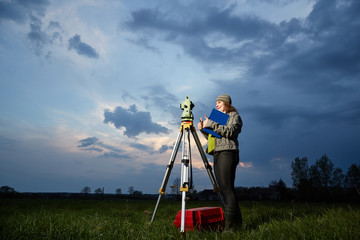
[224,205,242,231]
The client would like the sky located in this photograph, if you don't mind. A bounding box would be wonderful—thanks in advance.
[0,0,359,194]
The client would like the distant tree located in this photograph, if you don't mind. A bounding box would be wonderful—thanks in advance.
[278,179,287,189]
[128,186,134,195]
[81,186,91,194]
[269,180,277,187]
[314,154,334,189]
[331,167,344,188]
[115,188,122,194]
[170,178,180,195]
[269,178,289,200]
[291,157,309,189]
[345,164,360,189]
[0,186,16,193]
[309,164,322,188]
[95,187,104,194]
[291,157,314,200]
[269,178,287,189]
[133,190,142,197]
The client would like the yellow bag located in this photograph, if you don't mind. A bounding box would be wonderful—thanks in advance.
[207,134,215,155]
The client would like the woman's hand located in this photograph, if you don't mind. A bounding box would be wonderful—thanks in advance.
[203,115,209,127]
[198,118,204,130]
[198,115,209,131]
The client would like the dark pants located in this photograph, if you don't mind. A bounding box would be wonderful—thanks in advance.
[214,150,239,206]
[214,150,242,229]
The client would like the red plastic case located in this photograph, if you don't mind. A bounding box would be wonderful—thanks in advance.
[173,207,224,232]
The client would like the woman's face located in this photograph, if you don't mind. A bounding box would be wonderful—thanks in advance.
[216,101,226,113]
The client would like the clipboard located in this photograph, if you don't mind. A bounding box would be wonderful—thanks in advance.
[202,108,229,138]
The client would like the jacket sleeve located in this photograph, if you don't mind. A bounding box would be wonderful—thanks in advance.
[205,112,242,139]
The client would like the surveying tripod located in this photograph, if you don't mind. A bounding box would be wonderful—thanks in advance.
[151,96,225,233]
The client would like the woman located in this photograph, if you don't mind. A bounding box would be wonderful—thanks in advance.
[198,94,243,230]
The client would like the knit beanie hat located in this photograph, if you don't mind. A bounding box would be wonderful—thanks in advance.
[216,94,232,104]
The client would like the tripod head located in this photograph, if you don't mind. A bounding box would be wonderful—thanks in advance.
[180,96,194,122]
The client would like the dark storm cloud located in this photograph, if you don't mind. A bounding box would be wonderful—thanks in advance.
[126,0,360,126]
[0,1,27,23]
[126,4,274,40]
[0,0,49,23]
[68,34,99,59]
[243,101,360,130]
[249,0,360,95]
[125,0,360,84]
[0,0,65,56]
[253,0,297,4]
[103,104,169,138]
[125,4,278,64]
[1,0,99,59]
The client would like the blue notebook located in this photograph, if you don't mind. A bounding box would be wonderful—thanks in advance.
[202,108,229,138]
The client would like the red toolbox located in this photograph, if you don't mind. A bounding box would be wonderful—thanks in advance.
[174,207,224,231]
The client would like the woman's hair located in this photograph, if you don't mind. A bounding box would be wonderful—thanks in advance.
[224,102,238,113]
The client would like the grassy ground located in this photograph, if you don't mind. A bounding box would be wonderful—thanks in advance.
[1,198,359,239]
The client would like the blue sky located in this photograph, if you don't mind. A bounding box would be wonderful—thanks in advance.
[1,0,359,194]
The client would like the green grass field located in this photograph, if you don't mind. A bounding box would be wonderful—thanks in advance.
[1,198,359,239]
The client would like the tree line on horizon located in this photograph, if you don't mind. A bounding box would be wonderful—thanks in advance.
[1,154,359,202]
[290,154,360,201]
[73,154,360,201]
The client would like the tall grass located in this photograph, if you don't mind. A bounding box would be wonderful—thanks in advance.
[1,198,359,239]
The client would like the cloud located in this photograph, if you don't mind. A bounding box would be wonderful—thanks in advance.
[26,16,64,56]
[128,142,173,154]
[141,84,180,120]
[239,98,360,132]
[129,142,155,154]
[128,36,161,54]
[77,137,103,152]
[125,0,360,89]
[0,0,49,24]
[77,137,130,158]
[125,3,278,64]
[0,1,27,23]
[68,34,99,59]
[47,21,63,44]
[103,104,169,138]
[1,1,100,59]
[0,0,53,55]
[239,161,252,168]
[126,0,360,131]
[78,137,99,147]
[159,144,173,153]
[27,16,49,55]
[246,0,360,97]
[48,21,61,30]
